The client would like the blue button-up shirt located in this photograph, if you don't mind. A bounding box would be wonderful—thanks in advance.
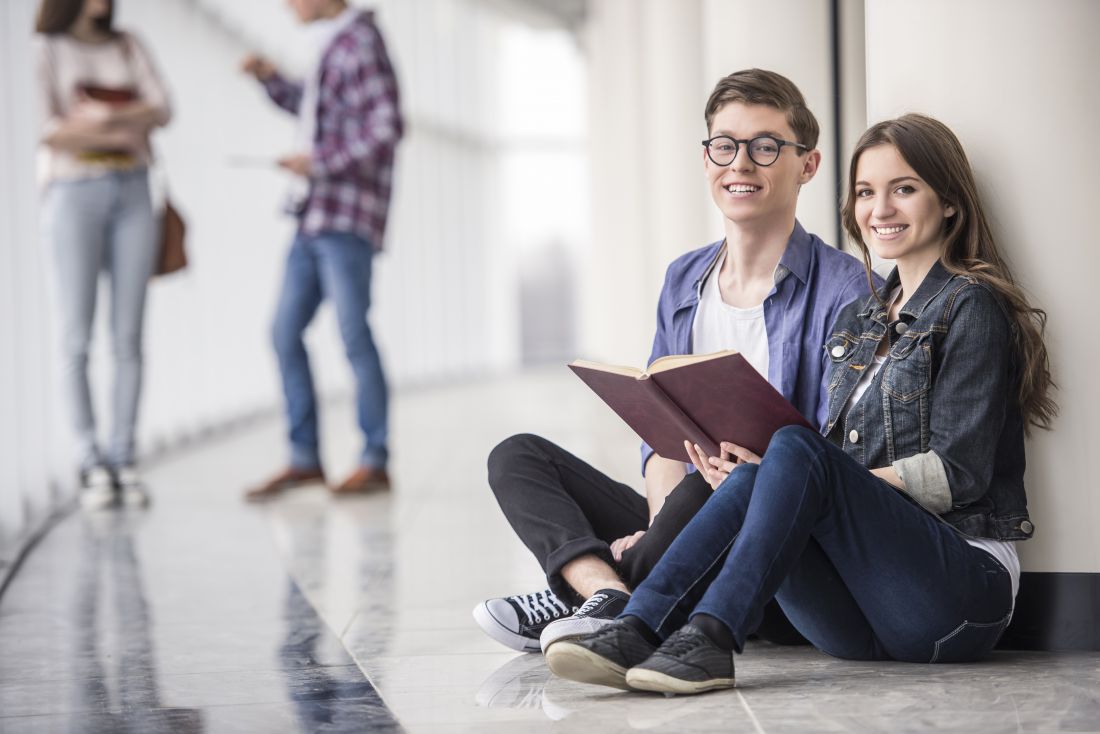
[641,221,880,474]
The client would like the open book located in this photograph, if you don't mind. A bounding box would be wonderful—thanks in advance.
[569,350,813,463]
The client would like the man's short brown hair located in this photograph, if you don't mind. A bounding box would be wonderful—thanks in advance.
[704,69,819,150]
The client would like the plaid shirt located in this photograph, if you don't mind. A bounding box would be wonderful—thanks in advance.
[263,11,402,251]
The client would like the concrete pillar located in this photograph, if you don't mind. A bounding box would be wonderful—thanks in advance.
[580,0,707,366]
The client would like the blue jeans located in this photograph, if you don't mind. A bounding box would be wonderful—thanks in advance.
[44,170,157,470]
[625,426,1013,663]
[272,232,388,470]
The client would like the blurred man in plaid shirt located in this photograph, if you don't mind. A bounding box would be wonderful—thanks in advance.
[242,0,402,501]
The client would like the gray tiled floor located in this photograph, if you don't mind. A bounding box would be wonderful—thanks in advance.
[1,369,1098,732]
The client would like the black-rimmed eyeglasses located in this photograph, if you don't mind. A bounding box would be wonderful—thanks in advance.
[701,135,808,167]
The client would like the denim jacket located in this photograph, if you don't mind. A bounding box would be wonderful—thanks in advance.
[823,261,1034,541]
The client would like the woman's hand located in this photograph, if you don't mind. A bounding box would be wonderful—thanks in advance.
[685,440,764,490]
[610,530,645,562]
[98,126,144,153]
[685,441,735,490]
[720,441,762,465]
[70,99,114,127]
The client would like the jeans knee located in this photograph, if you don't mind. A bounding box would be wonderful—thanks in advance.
[487,433,546,490]
[112,335,142,363]
[340,323,376,360]
[271,318,302,359]
[768,425,822,456]
[715,462,758,496]
[63,343,90,367]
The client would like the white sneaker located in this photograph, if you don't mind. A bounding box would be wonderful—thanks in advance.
[116,466,151,508]
[79,466,116,510]
[473,588,575,653]
[539,588,630,653]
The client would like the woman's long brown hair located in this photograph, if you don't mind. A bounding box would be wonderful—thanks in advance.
[36,0,115,35]
[840,113,1057,432]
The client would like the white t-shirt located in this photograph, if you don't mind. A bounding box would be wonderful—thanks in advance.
[691,253,771,382]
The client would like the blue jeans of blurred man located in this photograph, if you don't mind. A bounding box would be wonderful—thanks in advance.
[45,169,158,471]
[272,231,388,472]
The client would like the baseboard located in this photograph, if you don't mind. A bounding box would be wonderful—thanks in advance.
[999,572,1100,651]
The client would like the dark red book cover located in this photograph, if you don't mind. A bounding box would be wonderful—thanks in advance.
[569,351,813,462]
[77,84,137,104]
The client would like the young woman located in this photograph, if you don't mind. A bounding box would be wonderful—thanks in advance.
[35,0,171,508]
[544,113,1056,695]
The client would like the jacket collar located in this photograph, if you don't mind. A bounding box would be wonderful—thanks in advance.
[681,220,813,310]
[859,260,956,320]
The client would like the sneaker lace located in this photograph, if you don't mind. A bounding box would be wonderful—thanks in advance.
[574,592,609,618]
[659,627,707,657]
[512,589,571,625]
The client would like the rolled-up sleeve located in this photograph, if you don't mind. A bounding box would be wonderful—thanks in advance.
[261,73,304,115]
[894,450,951,513]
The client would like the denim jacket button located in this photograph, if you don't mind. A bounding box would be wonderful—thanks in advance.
[848,429,860,444]
[895,322,908,335]
[1019,520,1035,535]
[831,345,845,358]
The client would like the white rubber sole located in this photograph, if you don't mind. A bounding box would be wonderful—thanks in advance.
[625,666,736,695]
[544,641,631,691]
[540,614,615,653]
[121,486,151,508]
[472,602,541,653]
[79,486,117,511]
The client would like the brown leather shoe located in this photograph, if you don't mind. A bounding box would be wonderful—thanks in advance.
[244,466,326,502]
[332,466,390,496]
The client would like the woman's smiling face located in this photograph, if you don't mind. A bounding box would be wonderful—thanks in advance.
[853,144,955,264]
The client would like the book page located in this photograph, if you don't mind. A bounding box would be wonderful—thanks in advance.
[568,360,644,379]
[646,349,739,375]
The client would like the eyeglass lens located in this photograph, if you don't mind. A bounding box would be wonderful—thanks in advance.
[706,136,781,166]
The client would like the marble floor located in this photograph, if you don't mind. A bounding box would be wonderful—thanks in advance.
[1,369,1098,733]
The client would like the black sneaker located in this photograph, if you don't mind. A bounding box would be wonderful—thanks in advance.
[625,624,736,695]
[539,588,630,652]
[473,589,575,652]
[545,620,657,690]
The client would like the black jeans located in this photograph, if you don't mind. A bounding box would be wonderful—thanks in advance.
[487,433,805,644]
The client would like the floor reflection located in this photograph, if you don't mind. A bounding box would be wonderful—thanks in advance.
[279,580,399,732]
[70,511,204,733]
[475,653,574,721]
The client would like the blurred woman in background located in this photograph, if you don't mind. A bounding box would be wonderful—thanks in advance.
[34,0,171,509]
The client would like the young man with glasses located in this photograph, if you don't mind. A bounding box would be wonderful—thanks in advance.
[474,69,878,654]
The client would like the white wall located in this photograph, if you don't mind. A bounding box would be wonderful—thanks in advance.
[0,0,64,559]
[864,0,1100,573]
